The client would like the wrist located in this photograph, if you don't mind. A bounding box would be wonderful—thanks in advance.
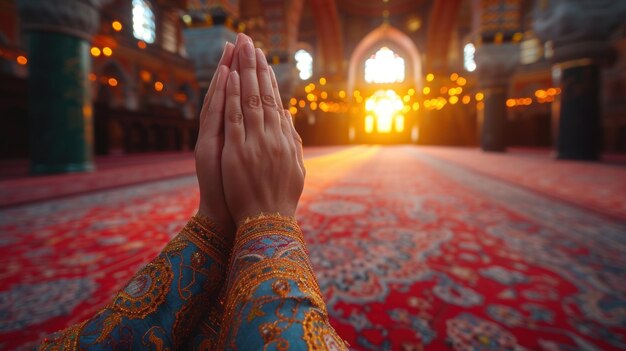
[197,203,235,239]
[234,213,299,239]
[232,207,297,228]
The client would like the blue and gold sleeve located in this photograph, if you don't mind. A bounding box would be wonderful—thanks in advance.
[217,215,348,350]
[38,215,232,350]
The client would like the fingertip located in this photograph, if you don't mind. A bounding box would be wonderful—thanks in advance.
[235,33,247,44]
[269,66,279,87]
[228,70,240,87]
[255,48,268,67]
[215,65,229,85]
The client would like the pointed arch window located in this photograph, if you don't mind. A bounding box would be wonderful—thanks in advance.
[364,47,405,84]
[133,0,156,44]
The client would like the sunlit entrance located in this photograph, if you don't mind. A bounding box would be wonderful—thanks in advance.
[365,89,404,134]
[361,46,408,140]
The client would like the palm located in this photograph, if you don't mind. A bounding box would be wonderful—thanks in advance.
[195,133,232,232]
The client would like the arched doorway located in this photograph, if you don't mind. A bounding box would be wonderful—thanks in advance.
[347,24,423,144]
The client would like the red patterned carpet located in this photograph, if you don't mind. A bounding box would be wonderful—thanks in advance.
[1,146,625,350]
[419,147,626,220]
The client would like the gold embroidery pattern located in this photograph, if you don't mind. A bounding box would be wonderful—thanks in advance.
[234,217,304,252]
[162,234,189,254]
[217,216,348,350]
[182,216,231,266]
[172,291,211,348]
[109,257,174,319]
[187,302,224,350]
[93,311,123,343]
[302,310,347,351]
[38,320,87,351]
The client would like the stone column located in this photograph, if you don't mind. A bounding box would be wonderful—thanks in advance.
[475,44,519,152]
[472,0,522,152]
[533,0,626,160]
[182,6,237,111]
[17,0,105,174]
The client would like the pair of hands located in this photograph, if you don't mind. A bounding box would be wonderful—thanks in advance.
[195,34,305,234]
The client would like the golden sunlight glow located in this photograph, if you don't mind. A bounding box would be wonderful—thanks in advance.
[365,47,405,84]
[426,73,434,82]
[91,47,101,57]
[423,87,430,95]
[364,89,404,134]
[112,21,123,31]
[365,115,375,134]
[339,90,346,98]
[395,115,405,132]
[319,77,327,85]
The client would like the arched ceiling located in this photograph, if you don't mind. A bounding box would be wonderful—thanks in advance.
[337,0,427,17]
[238,0,470,80]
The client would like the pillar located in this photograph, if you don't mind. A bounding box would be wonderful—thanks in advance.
[472,0,522,152]
[182,5,238,109]
[475,44,519,152]
[533,0,626,160]
[17,0,103,174]
[553,60,601,159]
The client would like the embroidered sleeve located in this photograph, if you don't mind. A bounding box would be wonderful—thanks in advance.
[185,300,224,350]
[218,215,348,350]
[38,215,232,351]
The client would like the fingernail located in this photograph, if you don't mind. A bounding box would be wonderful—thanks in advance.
[230,70,239,81]
[215,66,225,85]
[255,48,267,64]
[244,42,254,58]
[219,45,228,60]
[236,33,247,45]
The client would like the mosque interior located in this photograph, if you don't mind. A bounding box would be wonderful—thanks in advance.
[0,0,625,350]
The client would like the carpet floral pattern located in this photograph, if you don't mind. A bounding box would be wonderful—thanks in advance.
[0,146,624,350]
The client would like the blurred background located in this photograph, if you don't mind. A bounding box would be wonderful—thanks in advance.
[1,0,625,164]
[0,0,625,350]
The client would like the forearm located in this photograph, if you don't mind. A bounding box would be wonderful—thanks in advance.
[218,215,347,350]
[39,215,232,350]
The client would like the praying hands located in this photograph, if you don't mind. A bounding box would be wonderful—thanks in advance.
[38,34,346,351]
